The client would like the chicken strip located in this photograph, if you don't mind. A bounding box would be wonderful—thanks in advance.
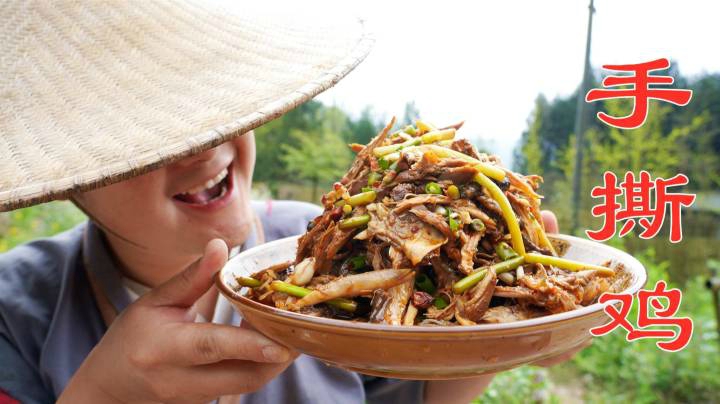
[290,268,414,310]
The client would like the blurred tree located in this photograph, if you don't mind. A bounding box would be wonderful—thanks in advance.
[400,101,420,126]
[255,100,389,200]
[678,74,720,189]
[515,71,720,239]
[280,128,352,200]
[348,106,380,145]
[318,106,351,139]
[588,100,707,178]
[513,71,604,176]
[516,95,547,175]
[254,101,323,192]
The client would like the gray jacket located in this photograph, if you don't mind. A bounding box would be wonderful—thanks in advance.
[0,200,423,403]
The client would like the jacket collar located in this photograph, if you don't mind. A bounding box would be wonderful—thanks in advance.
[82,220,261,314]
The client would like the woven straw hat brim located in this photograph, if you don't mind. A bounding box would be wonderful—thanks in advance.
[1,1,373,211]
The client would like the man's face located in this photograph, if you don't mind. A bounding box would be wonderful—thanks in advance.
[76,133,256,258]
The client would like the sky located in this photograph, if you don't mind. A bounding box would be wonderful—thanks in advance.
[315,0,720,165]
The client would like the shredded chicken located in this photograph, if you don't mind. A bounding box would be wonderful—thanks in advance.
[367,203,447,265]
[458,231,481,275]
[291,268,414,310]
[456,269,497,323]
[481,305,547,323]
[241,117,621,326]
[394,194,452,213]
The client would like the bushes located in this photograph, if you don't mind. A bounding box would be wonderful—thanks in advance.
[0,201,85,252]
[569,249,720,403]
[476,367,558,404]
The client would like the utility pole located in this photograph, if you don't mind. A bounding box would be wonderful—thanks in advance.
[571,0,595,234]
[708,261,720,348]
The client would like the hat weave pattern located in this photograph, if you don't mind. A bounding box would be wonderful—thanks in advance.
[0,1,372,210]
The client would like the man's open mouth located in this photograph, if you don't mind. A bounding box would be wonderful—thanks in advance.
[173,166,232,205]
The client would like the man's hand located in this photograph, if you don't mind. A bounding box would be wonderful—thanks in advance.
[59,239,296,404]
[540,210,559,233]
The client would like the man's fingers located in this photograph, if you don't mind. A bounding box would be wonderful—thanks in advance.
[148,239,228,308]
[168,323,291,365]
[182,359,292,397]
[540,210,559,234]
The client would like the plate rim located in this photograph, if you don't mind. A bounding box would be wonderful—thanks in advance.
[215,233,647,334]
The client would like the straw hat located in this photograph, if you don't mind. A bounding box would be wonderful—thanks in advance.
[0,1,372,211]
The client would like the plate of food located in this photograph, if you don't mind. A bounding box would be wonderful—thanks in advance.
[215,118,646,379]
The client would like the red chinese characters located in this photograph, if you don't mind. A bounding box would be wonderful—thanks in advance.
[590,281,693,352]
[587,171,695,243]
[585,58,692,129]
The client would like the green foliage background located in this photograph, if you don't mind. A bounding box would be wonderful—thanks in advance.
[505,68,720,403]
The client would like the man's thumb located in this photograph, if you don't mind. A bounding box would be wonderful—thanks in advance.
[148,239,228,307]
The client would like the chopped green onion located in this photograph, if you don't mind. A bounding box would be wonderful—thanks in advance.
[419,145,506,181]
[236,276,262,288]
[382,161,399,185]
[383,152,401,162]
[524,253,615,276]
[425,182,442,194]
[347,190,376,207]
[338,214,370,230]
[433,295,449,309]
[448,216,460,232]
[361,186,372,193]
[270,281,357,312]
[367,172,381,187]
[495,242,519,261]
[453,256,525,294]
[474,173,526,256]
[382,172,396,185]
[446,184,460,200]
[346,255,368,271]
[470,219,486,233]
[397,139,422,151]
[378,158,390,170]
[420,128,456,144]
[373,138,421,157]
[403,125,417,135]
[416,119,436,133]
[415,273,436,294]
